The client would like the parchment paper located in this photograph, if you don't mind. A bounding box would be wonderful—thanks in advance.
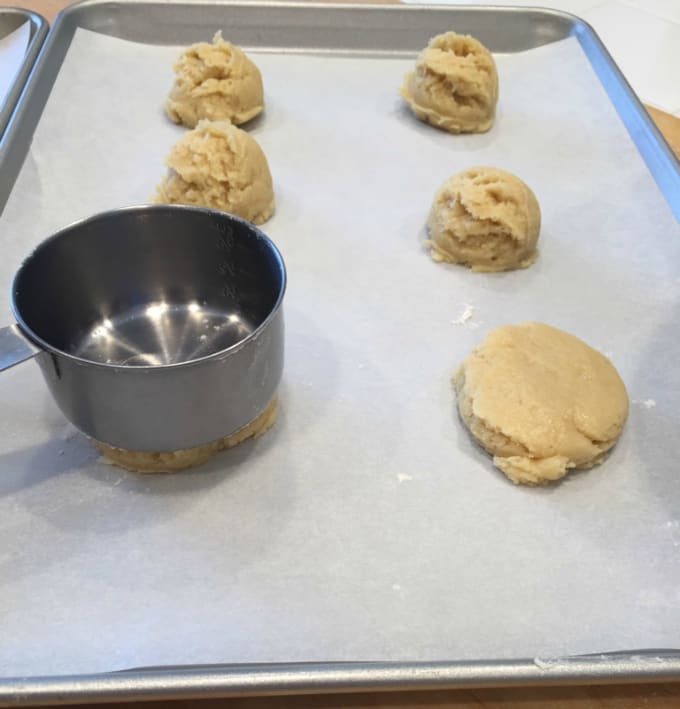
[0,22,29,111]
[0,29,679,677]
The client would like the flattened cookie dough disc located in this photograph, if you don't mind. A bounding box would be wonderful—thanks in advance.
[165,31,264,128]
[95,396,278,473]
[155,119,275,225]
[454,324,628,485]
[400,32,498,134]
[427,167,541,272]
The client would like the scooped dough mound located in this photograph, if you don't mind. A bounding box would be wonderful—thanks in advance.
[165,31,264,128]
[155,119,274,224]
[95,396,277,473]
[427,167,540,272]
[453,323,629,486]
[400,32,498,134]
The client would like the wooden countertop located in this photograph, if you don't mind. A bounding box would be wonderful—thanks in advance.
[11,1,680,708]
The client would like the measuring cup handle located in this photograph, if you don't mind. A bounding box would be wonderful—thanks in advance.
[0,324,41,372]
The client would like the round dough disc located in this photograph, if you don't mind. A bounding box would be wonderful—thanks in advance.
[427,167,541,272]
[454,323,629,485]
[95,396,278,473]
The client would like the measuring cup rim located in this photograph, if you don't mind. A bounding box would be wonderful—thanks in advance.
[9,204,287,371]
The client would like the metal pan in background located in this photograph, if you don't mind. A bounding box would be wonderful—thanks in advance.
[0,1,679,705]
[1,654,680,706]
[0,7,48,141]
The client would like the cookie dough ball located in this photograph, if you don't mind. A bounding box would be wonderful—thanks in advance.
[454,323,629,486]
[400,32,498,134]
[155,119,275,225]
[427,167,540,272]
[95,397,277,473]
[165,31,264,128]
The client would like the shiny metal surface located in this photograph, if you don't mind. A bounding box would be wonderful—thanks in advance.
[2,654,680,706]
[0,8,48,141]
[74,302,256,366]
[0,322,39,371]
[5,204,286,451]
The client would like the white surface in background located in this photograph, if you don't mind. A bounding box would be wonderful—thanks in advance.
[0,22,29,110]
[618,0,680,25]
[0,28,678,677]
[583,2,680,115]
[400,0,680,116]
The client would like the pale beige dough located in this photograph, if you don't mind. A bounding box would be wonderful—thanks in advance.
[155,119,275,225]
[427,167,541,272]
[453,323,629,486]
[400,32,498,134]
[165,31,264,128]
[95,396,278,473]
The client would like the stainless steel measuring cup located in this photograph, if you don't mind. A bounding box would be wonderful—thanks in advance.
[0,205,286,451]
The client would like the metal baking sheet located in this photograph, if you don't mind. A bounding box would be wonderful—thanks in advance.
[0,7,47,142]
[1,1,679,705]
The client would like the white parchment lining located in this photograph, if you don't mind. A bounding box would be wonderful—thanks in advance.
[0,29,679,676]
